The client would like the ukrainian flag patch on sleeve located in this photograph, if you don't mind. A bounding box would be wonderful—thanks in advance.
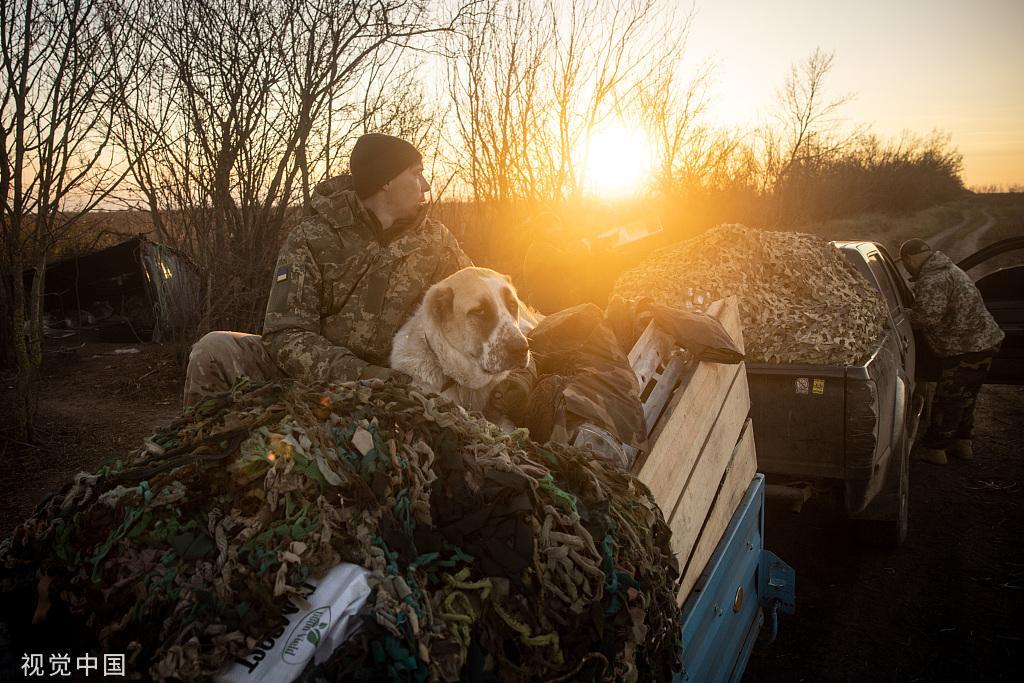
[275,266,289,283]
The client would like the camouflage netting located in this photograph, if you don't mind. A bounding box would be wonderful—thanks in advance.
[0,379,680,682]
[613,224,888,365]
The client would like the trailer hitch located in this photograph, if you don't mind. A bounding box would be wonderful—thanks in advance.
[759,550,796,643]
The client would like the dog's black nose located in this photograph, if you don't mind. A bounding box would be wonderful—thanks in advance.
[506,335,529,366]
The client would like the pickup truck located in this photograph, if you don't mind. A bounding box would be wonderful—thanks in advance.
[747,241,919,546]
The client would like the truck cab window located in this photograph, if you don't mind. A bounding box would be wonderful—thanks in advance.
[866,252,901,313]
[876,245,916,309]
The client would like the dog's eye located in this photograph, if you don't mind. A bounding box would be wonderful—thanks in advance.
[468,300,495,322]
[502,290,518,315]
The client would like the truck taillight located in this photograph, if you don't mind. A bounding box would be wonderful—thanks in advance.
[845,378,878,475]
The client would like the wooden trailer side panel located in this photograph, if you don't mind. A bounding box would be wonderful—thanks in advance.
[637,298,744,508]
[677,418,758,602]
[631,297,759,605]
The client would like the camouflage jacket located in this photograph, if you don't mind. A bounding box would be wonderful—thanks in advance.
[262,176,472,382]
[910,251,1004,358]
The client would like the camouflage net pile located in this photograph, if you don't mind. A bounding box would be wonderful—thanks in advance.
[613,224,888,365]
[0,379,680,682]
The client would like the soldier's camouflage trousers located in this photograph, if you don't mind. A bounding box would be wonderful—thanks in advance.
[523,304,647,453]
[183,331,283,408]
[922,348,996,450]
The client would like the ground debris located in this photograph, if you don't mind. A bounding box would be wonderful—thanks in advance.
[0,378,680,682]
[613,224,888,365]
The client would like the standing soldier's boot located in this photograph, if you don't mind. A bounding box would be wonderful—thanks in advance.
[950,439,973,460]
[911,444,948,465]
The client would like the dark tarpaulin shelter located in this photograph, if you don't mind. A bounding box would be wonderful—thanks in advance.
[26,235,200,342]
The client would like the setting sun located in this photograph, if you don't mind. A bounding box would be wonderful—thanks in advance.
[582,122,654,198]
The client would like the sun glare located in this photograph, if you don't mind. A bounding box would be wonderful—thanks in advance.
[583,122,654,198]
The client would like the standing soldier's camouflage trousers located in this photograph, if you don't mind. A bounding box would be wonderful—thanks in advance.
[921,347,998,451]
[183,332,282,408]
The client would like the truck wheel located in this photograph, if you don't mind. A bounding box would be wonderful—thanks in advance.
[855,435,909,548]
[886,437,910,546]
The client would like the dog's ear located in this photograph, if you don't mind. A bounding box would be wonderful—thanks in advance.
[427,284,454,323]
[497,272,518,296]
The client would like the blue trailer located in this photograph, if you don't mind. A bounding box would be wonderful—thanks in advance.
[675,474,795,682]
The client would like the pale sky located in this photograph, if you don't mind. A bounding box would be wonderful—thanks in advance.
[684,0,1024,187]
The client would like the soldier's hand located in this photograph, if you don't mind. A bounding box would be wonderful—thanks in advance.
[358,364,412,385]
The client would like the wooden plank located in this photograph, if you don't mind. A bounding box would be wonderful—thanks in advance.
[631,296,745,444]
[663,368,750,553]
[628,319,673,389]
[676,419,758,603]
[641,354,688,435]
[703,298,726,323]
[637,297,744,512]
[709,297,745,355]
[638,360,739,508]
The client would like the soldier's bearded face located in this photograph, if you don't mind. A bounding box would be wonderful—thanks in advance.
[903,251,930,276]
[385,163,430,219]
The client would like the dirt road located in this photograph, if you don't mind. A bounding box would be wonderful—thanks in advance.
[745,383,1024,682]
[929,207,998,265]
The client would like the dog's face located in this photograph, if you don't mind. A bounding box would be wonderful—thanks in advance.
[425,267,530,375]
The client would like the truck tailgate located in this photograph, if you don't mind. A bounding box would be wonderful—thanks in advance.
[746,364,846,479]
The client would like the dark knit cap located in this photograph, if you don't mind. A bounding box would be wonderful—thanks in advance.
[899,238,932,260]
[350,134,422,199]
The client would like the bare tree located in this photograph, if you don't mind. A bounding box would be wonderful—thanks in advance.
[1,0,143,442]
[765,49,858,194]
[444,0,684,206]
[357,50,442,168]
[550,0,680,200]
[779,50,852,167]
[115,0,460,335]
[444,0,550,203]
[637,47,716,194]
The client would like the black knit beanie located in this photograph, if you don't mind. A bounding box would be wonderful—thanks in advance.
[350,133,422,199]
[899,238,931,260]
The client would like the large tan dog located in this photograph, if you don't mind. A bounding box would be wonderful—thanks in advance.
[391,267,532,415]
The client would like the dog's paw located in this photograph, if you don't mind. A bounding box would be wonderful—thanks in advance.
[358,365,412,385]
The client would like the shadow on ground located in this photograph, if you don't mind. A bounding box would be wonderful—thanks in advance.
[745,384,1024,682]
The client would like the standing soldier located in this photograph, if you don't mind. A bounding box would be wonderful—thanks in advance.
[183,134,473,406]
[900,238,1004,464]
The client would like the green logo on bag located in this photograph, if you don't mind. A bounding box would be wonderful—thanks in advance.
[282,606,332,664]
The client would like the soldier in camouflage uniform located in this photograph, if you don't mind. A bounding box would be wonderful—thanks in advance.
[900,239,1004,464]
[184,134,473,406]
